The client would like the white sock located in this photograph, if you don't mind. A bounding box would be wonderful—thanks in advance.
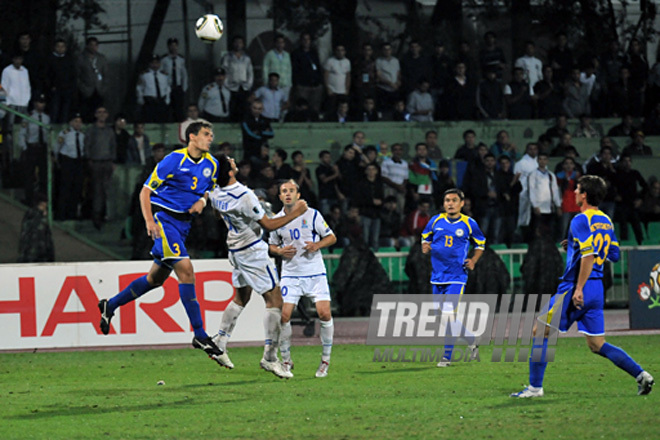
[280,321,292,362]
[217,302,244,351]
[264,308,281,361]
[320,318,333,362]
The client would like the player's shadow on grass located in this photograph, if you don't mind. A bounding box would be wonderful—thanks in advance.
[8,397,250,420]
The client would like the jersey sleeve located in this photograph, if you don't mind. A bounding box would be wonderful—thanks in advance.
[313,210,334,238]
[243,191,266,222]
[607,229,621,263]
[268,228,282,246]
[571,215,597,258]
[144,153,178,192]
[421,215,436,243]
[469,218,486,250]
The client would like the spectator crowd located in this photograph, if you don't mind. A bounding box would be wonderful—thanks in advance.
[2,29,660,260]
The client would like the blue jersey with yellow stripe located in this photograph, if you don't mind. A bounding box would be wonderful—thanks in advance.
[421,213,486,285]
[144,148,218,213]
[561,209,620,282]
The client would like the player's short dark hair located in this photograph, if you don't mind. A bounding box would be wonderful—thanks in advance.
[186,121,212,143]
[274,148,287,161]
[443,188,465,201]
[279,179,300,194]
[577,175,607,206]
[216,154,233,187]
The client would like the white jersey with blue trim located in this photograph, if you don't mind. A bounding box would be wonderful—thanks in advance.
[210,182,266,251]
[268,208,334,277]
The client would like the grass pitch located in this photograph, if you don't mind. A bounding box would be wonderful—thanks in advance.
[0,336,657,440]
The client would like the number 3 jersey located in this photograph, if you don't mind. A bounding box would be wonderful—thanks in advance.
[561,209,620,282]
[210,182,266,251]
[421,213,486,285]
[268,208,334,277]
[144,148,218,212]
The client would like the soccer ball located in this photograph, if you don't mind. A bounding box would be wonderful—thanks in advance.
[195,14,224,43]
[650,263,660,295]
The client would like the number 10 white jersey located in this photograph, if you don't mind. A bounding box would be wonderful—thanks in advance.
[268,208,334,277]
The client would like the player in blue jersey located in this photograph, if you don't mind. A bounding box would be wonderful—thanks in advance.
[98,121,228,366]
[511,175,654,397]
[421,189,486,367]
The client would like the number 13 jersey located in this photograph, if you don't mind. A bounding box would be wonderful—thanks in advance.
[269,208,334,277]
[562,209,620,282]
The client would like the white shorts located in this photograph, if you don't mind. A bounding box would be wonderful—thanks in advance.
[280,275,331,305]
[228,242,279,295]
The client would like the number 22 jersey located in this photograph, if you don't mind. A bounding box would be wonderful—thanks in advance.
[561,209,620,282]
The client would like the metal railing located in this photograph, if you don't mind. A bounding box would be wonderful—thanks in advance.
[323,245,660,305]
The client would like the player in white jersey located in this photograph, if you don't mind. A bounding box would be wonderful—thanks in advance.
[209,155,307,379]
[268,180,337,378]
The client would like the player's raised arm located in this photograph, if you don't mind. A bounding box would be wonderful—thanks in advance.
[258,199,308,232]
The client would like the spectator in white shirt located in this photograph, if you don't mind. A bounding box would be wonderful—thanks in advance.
[136,55,170,122]
[406,78,434,122]
[324,44,351,113]
[198,68,231,122]
[528,152,562,240]
[375,42,402,111]
[1,52,31,111]
[221,36,254,122]
[514,41,543,93]
[1,52,31,164]
[254,72,288,122]
[160,37,189,122]
[380,142,408,216]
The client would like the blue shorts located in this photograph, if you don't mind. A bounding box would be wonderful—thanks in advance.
[538,279,605,336]
[432,283,465,313]
[150,211,191,270]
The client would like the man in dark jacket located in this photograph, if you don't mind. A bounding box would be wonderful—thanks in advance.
[46,38,76,123]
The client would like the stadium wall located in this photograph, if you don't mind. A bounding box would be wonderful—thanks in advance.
[0,259,265,351]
